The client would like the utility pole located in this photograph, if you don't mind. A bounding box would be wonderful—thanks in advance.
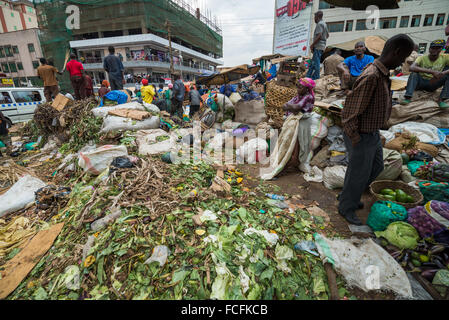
[165,19,175,79]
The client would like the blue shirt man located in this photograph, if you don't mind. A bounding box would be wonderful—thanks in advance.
[337,41,374,94]
[344,54,375,77]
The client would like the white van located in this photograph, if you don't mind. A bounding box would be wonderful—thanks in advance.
[0,87,46,127]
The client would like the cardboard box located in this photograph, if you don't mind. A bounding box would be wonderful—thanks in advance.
[51,94,71,112]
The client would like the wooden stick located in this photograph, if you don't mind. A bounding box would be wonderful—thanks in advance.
[324,262,339,300]
[412,273,443,300]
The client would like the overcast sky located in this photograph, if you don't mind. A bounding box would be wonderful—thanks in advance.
[197,0,276,66]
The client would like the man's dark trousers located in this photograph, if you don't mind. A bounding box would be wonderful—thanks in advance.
[404,71,449,100]
[338,131,384,216]
[110,77,124,91]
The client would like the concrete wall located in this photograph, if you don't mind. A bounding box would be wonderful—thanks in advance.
[0,28,43,78]
[320,0,448,53]
[0,1,37,33]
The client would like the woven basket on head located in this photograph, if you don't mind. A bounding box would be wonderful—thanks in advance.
[370,180,424,209]
[264,80,297,128]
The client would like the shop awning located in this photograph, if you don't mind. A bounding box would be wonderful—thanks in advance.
[196,64,260,85]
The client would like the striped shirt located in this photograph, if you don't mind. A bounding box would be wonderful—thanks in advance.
[342,59,392,145]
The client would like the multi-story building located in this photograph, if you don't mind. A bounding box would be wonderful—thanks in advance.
[70,33,223,85]
[34,0,223,89]
[0,0,42,86]
[318,0,448,54]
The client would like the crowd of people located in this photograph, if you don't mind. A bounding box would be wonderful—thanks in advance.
[280,9,448,225]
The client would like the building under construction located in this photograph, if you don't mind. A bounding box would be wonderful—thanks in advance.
[33,0,223,89]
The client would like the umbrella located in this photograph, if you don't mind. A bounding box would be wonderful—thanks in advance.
[322,0,400,10]
[196,64,260,86]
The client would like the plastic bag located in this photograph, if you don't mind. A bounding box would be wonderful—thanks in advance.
[0,175,46,217]
[110,156,135,169]
[431,164,449,182]
[323,165,347,189]
[432,270,449,296]
[408,161,425,176]
[374,222,420,250]
[411,151,433,162]
[78,145,128,175]
[314,233,413,298]
[63,265,80,291]
[136,129,176,155]
[142,102,160,113]
[419,181,449,202]
[303,166,324,183]
[389,122,446,145]
[236,138,268,164]
[367,201,408,232]
[229,92,242,105]
[101,115,160,133]
[90,207,122,232]
[144,245,170,267]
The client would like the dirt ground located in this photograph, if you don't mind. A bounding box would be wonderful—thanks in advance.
[241,164,376,238]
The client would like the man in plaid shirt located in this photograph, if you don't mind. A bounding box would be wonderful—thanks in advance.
[338,34,415,225]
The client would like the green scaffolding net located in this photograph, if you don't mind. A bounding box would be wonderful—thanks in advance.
[33,0,223,92]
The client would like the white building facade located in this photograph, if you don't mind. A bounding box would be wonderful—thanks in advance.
[70,33,223,85]
[318,0,448,54]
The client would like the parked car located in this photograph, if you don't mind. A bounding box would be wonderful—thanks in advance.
[0,87,46,125]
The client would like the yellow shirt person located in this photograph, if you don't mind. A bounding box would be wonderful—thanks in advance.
[141,79,156,104]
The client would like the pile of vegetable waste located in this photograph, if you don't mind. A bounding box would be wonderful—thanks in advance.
[6,159,345,300]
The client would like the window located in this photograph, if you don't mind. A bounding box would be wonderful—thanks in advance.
[27,6,33,13]
[411,15,421,27]
[423,14,434,26]
[12,91,42,103]
[345,20,353,32]
[0,47,4,58]
[356,19,367,31]
[436,14,445,26]
[32,61,39,69]
[328,21,344,33]
[12,46,18,54]
[319,0,335,9]
[28,17,31,23]
[400,16,409,28]
[418,43,427,54]
[13,26,17,31]
[0,92,12,104]
[17,62,23,70]
[28,43,35,52]
[5,46,12,57]
[8,63,17,73]
[10,12,13,17]
[1,63,9,73]
[379,17,397,29]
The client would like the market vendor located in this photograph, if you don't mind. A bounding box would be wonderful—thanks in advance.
[338,34,415,225]
[401,40,449,108]
[283,78,315,115]
[141,79,156,105]
[323,49,344,76]
[283,78,316,173]
[98,80,110,99]
[337,42,374,94]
